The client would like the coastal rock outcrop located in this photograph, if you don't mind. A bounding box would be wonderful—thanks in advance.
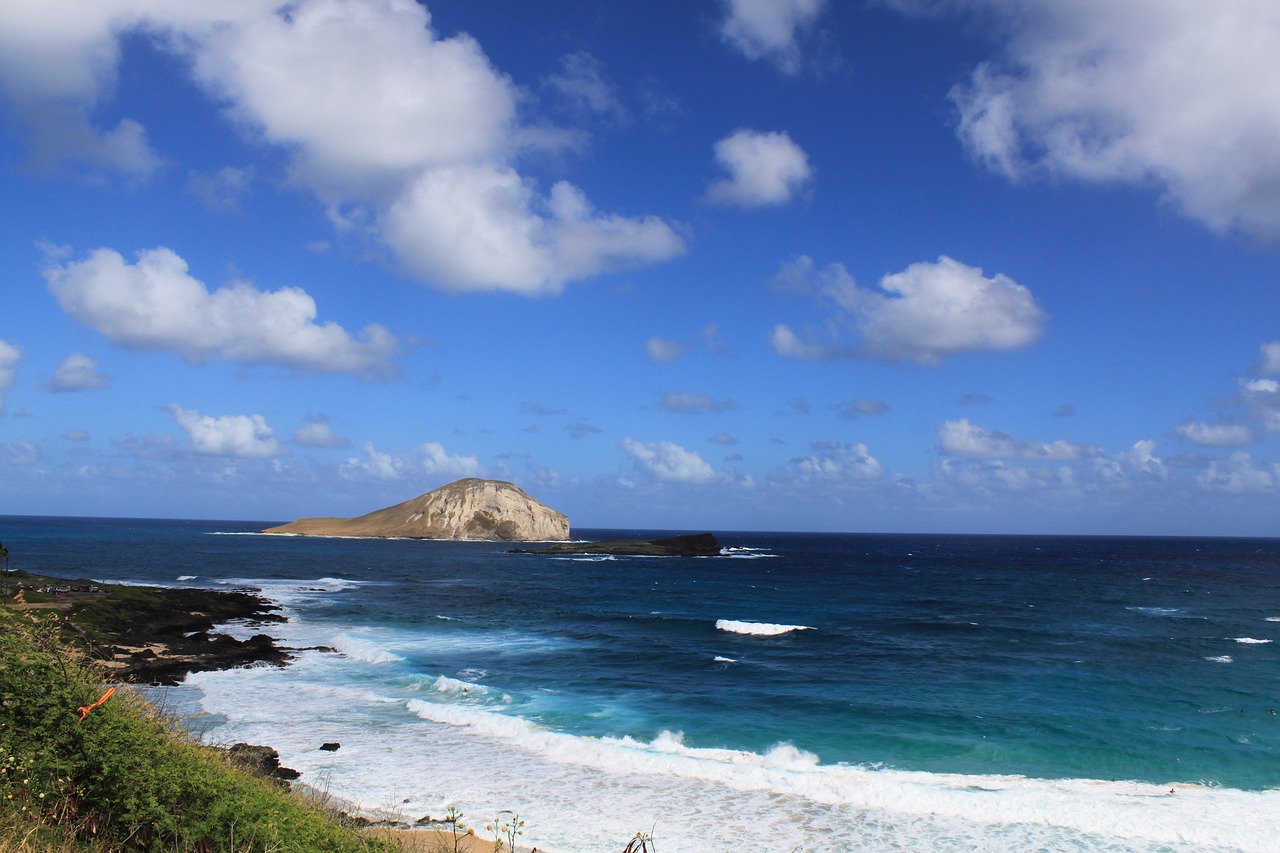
[261,478,569,542]
[512,532,722,557]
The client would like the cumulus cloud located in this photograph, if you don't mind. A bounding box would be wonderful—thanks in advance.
[719,0,827,74]
[339,440,480,481]
[0,339,20,414]
[658,392,735,414]
[50,352,108,391]
[0,1,164,179]
[45,246,398,377]
[186,0,681,292]
[167,405,284,459]
[939,419,1101,461]
[382,171,684,295]
[707,129,812,208]
[1197,452,1278,494]
[782,440,885,484]
[772,255,1045,364]
[292,415,350,448]
[1174,421,1254,448]
[1240,378,1280,432]
[621,437,717,484]
[0,1,684,294]
[945,0,1280,240]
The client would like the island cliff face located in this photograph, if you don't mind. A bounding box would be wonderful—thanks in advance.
[261,478,569,541]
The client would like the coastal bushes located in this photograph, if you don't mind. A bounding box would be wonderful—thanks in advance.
[0,606,389,853]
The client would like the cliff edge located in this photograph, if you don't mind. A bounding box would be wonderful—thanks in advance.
[261,478,569,541]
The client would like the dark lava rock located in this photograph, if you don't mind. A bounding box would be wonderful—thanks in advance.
[511,532,722,557]
[227,743,301,785]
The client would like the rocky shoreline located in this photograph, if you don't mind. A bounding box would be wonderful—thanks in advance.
[3,569,291,685]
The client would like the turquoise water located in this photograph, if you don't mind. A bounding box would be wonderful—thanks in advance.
[4,516,1279,851]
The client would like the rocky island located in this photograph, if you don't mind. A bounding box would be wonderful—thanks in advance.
[512,532,722,557]
[261,478,569,541]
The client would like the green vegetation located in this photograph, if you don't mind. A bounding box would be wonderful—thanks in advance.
[0,605,391,852]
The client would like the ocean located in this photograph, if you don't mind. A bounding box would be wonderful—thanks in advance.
[2,515,1279,852]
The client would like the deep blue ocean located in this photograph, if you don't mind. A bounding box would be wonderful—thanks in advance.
[3,516,1279,851]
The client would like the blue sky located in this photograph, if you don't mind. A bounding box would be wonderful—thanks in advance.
[2,0,1280,535]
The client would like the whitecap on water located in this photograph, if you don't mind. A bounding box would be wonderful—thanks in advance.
[716,619,812,636]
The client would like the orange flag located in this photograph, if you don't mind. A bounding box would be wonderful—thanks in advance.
[77,687,116,723]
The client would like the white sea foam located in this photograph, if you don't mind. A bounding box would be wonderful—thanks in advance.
[176,575,197,581]
[719,546,776,559]
[716,619,812,636]
[175,631,1280,853]
[332,633,404,665]
[1233,637,1272,644]
[1205,655,1234,663]
[433,676,489,697]
[713,656,737,663]
[396,700,1279,852]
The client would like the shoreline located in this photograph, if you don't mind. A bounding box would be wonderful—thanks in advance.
[3,569,531,850]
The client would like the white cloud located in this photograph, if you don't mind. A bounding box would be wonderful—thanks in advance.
[645,337,684,363]
[340,441,401,481]
[167,404,284,459]
[1197,452,1278,494]
[339,440,480,481]
[45,246,398,377]
[939,419,1101,461]
[719,0,827,74]
[783,441,884,484]
[769,324,827,360]
[416,441,481,478]
[1174,422,1253,448]
[621,437,717,484]
[947,0,1280,240]
[0,1,684,294]
[50,352,108,391]
[382,169,684,295]
[292,416,350,448]
[707,129,812,208]
[1259,342,1280,375]
[658,392,735,414]
[774,255,1045,364]
[188,0,681,292]
[0,339,20,414]
[1241,378,1280,432]
[0,1,163,179]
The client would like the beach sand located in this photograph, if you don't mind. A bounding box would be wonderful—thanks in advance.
[364,827,495,852]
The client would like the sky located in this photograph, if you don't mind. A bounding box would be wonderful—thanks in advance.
[1,0,1280,536]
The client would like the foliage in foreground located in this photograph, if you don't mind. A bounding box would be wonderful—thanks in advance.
[0,605,390,853]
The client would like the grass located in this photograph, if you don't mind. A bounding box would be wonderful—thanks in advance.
[0,605,392,852]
